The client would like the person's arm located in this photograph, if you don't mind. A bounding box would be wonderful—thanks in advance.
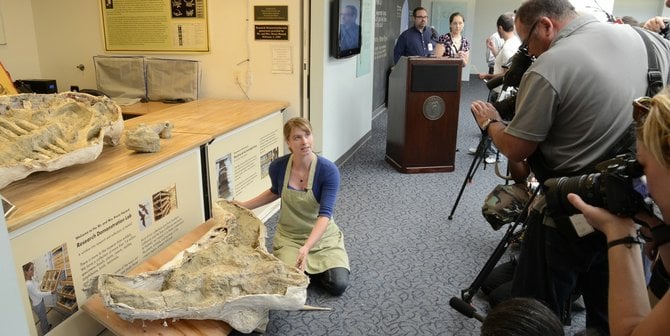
[235,157,282,209]
[393,32,406,64]
[235,189,279,210]
[470,100,538,162]
[26,280,53,300]
[567,194,665,335]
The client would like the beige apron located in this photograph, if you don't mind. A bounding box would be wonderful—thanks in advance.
[273,154,350,274]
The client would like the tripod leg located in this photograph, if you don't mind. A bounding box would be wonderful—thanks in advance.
[448,135,491,220]
[459,187,540,302]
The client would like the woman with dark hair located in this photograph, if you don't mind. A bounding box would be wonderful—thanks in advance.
[436,12,470,65]
[481,297,564,336]
[236,117,350,296]
[568,88,670,334]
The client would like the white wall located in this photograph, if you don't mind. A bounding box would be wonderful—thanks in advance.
[7,0,304,119]
[464,0,668,80]
[309,1,373,161]
[0,1,41,78]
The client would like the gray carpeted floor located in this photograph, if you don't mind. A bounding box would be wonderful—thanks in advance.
[233,77,586,335]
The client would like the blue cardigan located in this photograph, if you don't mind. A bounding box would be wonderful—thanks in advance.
[269,154,340,218]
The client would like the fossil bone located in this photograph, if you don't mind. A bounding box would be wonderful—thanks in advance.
[95,200,309,333]
[0,92,123,189]
[124,121,174,153]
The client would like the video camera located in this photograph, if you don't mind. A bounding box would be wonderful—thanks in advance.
[486,45,534,121]
[544,154,652,218]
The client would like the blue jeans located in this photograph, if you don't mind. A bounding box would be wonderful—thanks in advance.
[511,210,609,335]
[32,300,50,334]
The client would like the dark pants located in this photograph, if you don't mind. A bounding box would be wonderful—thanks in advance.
[511,210,609,335]
[310,267,350,296]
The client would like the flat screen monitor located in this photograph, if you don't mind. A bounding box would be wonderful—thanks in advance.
[331,0,362,59]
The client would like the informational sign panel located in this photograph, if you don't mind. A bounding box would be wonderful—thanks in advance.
[207,112,283,208]
[11,149,205,336]
[100,0,210,52]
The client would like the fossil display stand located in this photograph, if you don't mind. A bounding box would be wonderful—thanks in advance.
[3,99,288,336]
[83,218,234,335]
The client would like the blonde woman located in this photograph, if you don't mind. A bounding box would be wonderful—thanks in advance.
[236,117,350,296]
[569,89,670,335]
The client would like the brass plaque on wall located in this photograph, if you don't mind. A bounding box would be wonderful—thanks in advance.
[254,6,288,21]
[254,25,289,40]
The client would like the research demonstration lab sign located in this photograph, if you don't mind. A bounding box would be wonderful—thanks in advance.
[255,25,289,40]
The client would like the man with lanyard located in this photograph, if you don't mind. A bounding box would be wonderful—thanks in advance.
[471,0,670,333]
[393,7,437,64]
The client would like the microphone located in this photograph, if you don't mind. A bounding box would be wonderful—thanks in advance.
[449,297,485,322]
[430,26,438,40]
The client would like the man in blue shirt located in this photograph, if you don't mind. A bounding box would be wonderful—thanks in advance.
[393,7,437,64]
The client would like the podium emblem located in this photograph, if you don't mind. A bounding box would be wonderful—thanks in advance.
[422,96,445,121]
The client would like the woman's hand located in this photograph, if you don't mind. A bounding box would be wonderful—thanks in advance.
[296,246,309,271]
[567,193,637,238]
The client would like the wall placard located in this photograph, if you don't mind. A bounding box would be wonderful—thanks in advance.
[254,25,289,40]
[254,6,288,21]
[100,0,210,52]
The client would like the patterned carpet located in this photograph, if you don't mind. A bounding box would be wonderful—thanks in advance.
[231,78,586,335]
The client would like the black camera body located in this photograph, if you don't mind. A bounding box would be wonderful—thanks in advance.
[544,154,649,218]
[491,45,534,121]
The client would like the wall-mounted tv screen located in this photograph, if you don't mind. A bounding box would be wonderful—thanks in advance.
[331,0,362,59]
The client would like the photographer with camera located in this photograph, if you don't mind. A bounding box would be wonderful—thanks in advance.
[567,90,670,335]
[471,0,670,333]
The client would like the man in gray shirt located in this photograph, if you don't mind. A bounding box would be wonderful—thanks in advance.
[471,0,670,333]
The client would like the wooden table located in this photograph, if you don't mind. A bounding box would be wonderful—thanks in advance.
[82,219,233,335]
[1,132,211,233]
[124,99,289,137]
[120,101,176,118]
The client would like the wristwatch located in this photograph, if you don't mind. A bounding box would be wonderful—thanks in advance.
[480,118,500,132]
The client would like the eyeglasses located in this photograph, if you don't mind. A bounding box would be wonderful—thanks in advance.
[521,19,540,55]
[633,96,652,125]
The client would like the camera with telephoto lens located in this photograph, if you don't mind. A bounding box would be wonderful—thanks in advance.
[487,45,534,121]
[544,154,650,218]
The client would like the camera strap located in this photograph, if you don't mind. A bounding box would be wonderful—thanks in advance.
[633,26,666,96]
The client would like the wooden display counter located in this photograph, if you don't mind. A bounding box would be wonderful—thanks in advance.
[121,101,177,118]
[1,132,211,233]
[83,219,233,336]
[3,98,287,336]
[123,99,289,137]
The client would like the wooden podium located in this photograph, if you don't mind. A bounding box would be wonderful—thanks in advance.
[385,57,462,173]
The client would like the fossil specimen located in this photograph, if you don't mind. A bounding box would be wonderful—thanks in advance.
[95,201,309,333]
[0,92,123,189]
[124,121,174,153]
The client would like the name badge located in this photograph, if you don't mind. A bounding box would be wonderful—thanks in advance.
[428,43,433,52]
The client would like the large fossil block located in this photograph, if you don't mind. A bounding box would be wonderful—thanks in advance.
[95,201,309,333]
[0,92,123,189]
